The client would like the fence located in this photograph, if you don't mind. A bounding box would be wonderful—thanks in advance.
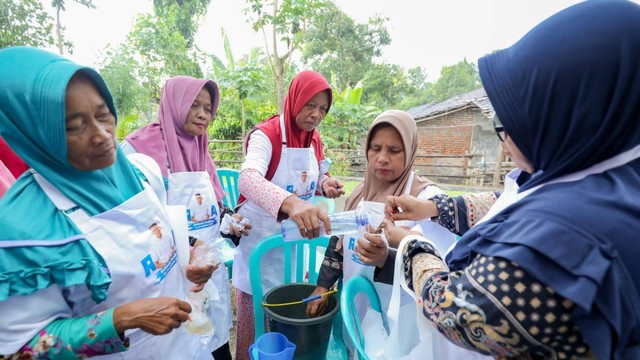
[209,139,513,188]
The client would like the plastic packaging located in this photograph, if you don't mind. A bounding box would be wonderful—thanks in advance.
[209,236,236,264]
[220,213,250,234]
[281,209,368,241]
[183,243,217,338]
[319,158,332,174]
[184,290,214,335]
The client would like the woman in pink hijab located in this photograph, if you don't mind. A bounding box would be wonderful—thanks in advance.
[122,76,249,360]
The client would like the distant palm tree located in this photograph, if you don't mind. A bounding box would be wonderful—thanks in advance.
[51,0,96,54]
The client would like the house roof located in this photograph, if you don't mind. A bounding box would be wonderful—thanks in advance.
[407,88,495,121]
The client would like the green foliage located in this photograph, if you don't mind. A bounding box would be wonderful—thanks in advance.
[99,7,205,123]
[318,81,378,150]
[301,1,390,91]
[153,0,210,47]
[0,0,61,49]
[242,0,327,110]
[100,46,153,119]
[209,29,273,139]
[429,58,481,103]
[116,113,147,140]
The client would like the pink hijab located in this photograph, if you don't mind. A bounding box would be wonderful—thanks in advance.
[125,76,224,203]
[0,159,15,199]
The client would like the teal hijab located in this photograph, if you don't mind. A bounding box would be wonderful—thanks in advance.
[0,47,144,302]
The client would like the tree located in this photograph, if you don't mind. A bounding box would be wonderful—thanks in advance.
[318,79,378,150]
[210,30,270,138]
[153,0,211,47]
[242,0,326,112]
[429,58,481,103]
[50,0,95,54]
[0,0,61,49]
[301,2,390,91]
[99,8,205,125]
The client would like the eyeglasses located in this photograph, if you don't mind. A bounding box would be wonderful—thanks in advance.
[493,114,505,142]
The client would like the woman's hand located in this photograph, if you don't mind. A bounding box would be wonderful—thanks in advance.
[305,286,330,318]
[322,177,345,199]
[186,263,217,292]
[383,218,422,248]
[230,213,251,237]
[385,194,437,221]
[356,231,389,268]
[113,297,191,335]
[280,196,330,239]
[187,242,218,291]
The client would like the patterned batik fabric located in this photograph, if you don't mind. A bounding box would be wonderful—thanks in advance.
[405,240,595,359]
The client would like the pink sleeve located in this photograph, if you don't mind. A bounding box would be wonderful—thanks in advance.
[239,168,293,219]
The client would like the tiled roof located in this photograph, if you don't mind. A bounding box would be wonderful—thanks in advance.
[407,88,495,120]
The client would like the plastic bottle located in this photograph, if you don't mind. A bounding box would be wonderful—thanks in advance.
[281,209,368,241]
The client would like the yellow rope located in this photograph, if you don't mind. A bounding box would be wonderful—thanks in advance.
[262,289,337,307]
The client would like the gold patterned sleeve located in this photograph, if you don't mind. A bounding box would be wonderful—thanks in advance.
[406,241,595,359]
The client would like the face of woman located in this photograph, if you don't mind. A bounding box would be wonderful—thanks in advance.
[502,133,535,173]
[295,91,329,132]
[183,88,213,136]
[367,125,406,183]
[65,76,117,171]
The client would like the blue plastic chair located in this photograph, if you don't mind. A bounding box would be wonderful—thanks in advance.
[216,168,240,279]
[216,168,240,210]
[340,275,384,360]
[249,233,348,359]
[312,195,336,214]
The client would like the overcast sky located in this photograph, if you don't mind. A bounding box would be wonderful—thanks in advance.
[47,0,637,81]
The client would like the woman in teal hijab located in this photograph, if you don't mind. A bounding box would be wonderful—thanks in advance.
[0,47,213,359]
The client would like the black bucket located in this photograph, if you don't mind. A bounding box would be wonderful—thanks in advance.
[263,283,339,360]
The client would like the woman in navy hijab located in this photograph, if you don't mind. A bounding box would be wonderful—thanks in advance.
[384,1,640,358]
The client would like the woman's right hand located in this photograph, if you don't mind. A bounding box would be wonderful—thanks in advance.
[280,196,331,239]
[305,286,330,318]
[113,297,191,335]
[385,194,438,221]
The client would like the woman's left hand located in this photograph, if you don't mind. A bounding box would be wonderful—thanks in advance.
[187,242,218,291]
[230,213,251,237]
[383,218,421,248]
[356,231,389,268]
[322,178,345,199]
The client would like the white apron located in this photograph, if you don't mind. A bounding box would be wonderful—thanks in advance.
[343,172,455,312]
[166,170,232,352]
[233,115,319,294]
[33,155,209,360]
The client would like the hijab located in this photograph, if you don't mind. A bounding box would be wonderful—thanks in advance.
[344,110,434,211]
[0,47,145,302]
[447,2,640,358]
[125,76,224,203]
[252,70,331,167]
[237,71,332,206]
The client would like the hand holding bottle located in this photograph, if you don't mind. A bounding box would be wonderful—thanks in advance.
[280,196,331,239]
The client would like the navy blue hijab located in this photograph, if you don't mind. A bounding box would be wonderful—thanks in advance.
[447,1,640,358]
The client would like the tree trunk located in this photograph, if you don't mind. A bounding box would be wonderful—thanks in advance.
[275,57,285,113]
[241,98,246,138]
[56,7,63,55]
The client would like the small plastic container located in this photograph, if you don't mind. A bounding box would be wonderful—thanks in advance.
[281,210,368,241]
